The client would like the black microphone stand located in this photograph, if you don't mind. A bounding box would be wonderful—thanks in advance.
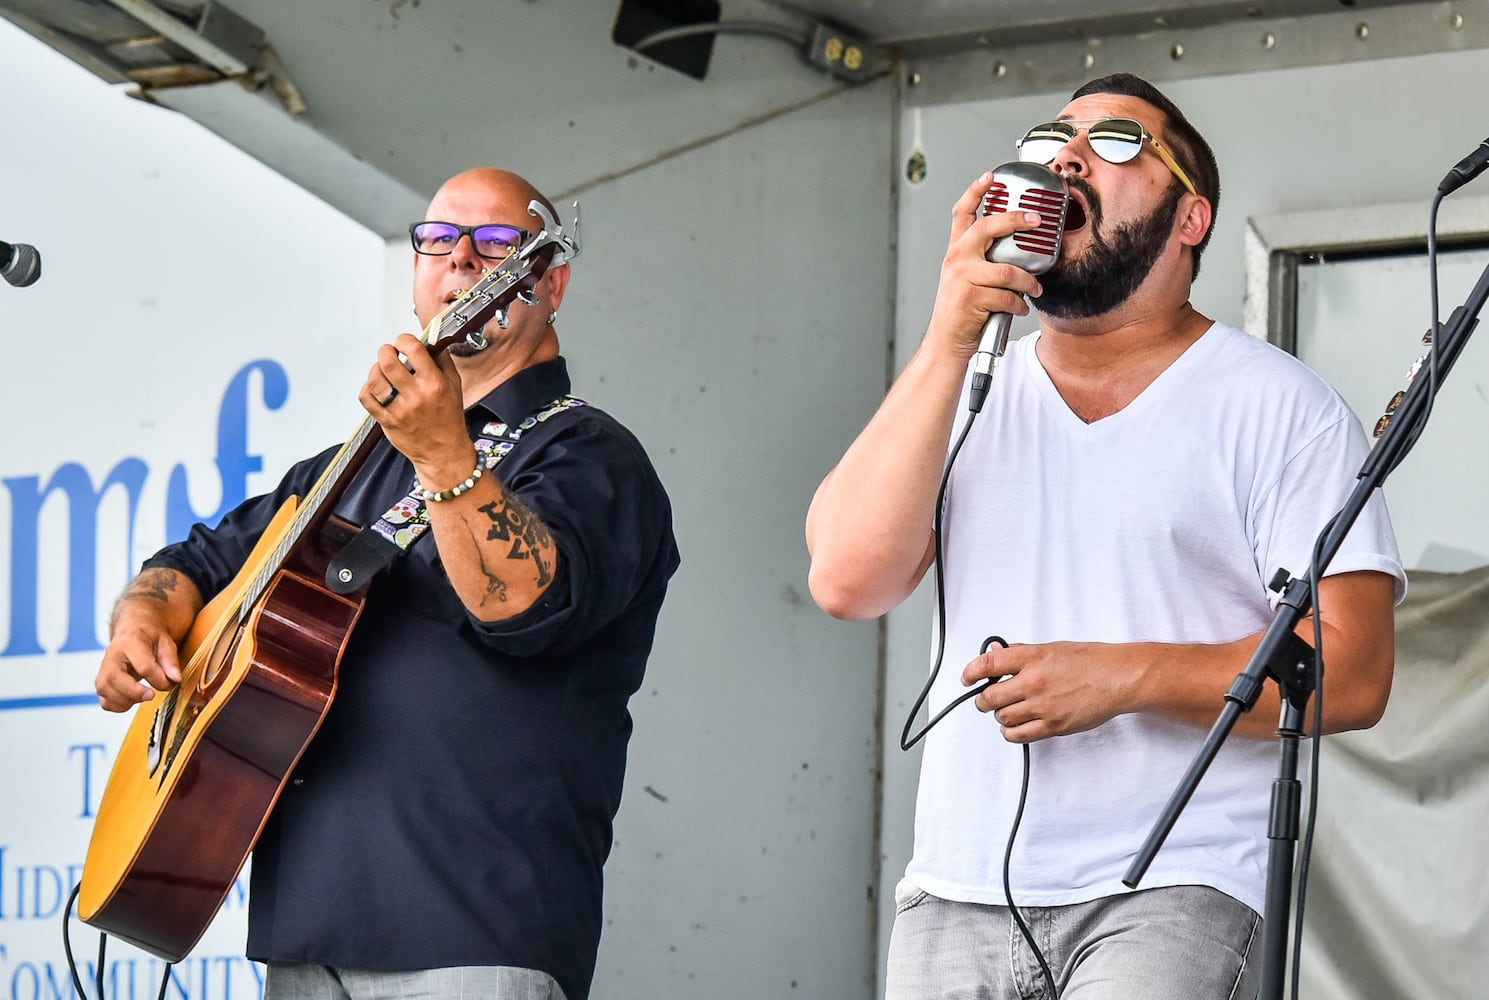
[1122,249,1489,1000]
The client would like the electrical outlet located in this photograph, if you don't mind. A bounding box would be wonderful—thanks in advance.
[803,23,885,83]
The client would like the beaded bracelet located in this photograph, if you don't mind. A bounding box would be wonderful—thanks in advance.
[413,447,501,503]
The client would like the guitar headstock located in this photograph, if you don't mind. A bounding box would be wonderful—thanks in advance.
[424,198,583,354]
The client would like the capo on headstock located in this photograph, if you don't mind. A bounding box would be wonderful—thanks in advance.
[520,198,582,268]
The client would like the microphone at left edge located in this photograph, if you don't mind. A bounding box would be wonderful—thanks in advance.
[1,240,41,287]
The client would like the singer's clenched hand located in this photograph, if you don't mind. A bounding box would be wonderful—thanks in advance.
[962,641,1140,743]
[925,172,1048,358]
[955,573,1395,743]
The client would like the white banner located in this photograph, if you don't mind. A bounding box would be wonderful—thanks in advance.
[1,20,393,1000]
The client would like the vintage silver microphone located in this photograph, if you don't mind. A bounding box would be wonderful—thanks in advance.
[969,162,1068,411]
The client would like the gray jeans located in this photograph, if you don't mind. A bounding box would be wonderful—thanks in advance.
[886,879,1261,1000]
[263,964,567,1000]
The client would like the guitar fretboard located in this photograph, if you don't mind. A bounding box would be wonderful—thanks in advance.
[236,413,384,620]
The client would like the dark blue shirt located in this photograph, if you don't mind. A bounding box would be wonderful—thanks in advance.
[144,358,679,1000]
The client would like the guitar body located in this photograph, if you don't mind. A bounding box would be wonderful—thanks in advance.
[79,498,366,961]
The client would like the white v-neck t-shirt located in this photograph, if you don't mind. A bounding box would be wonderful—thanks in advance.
[907,321,1405,914]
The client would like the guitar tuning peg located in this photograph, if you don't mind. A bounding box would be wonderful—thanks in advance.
[1373,389,1405,438]
[494,306,511,329]
[517,290,539,306]
[465,331,488,351]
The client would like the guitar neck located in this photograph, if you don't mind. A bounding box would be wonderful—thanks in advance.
[233,240,560,615]
[238,413,386,616]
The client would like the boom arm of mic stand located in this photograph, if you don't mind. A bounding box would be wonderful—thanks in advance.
[1123,249,1489,1000]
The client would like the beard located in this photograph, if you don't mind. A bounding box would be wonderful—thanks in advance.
[1033,177,1184,320]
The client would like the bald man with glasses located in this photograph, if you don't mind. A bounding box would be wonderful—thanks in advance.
[96,168,679,1000]
[808,73,1403,999]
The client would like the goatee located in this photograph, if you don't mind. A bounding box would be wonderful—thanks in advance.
[1033,178,1184,320]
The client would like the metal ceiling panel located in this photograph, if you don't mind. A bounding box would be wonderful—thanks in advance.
[2,0,1480,235]
[779,0,1441,51]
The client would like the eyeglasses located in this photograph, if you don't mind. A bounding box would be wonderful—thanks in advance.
[1016,118,1198,196]
[409,221,531,260]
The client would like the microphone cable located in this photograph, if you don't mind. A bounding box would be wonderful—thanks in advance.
[61,884,106,1000]
[898,402,990,752]
[62,883,173,1000]
[1286,526,1329,1000]
[899,390,1061,999]
[1288,189,1447,1000]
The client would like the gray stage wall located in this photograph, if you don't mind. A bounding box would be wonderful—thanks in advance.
[570,79,897,997]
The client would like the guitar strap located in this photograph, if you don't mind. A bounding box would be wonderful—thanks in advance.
[325,395,587,594]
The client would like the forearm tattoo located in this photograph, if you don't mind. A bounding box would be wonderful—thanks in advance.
[109,568,180,634]
[475,492,556,601]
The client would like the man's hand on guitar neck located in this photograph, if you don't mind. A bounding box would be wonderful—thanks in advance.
[360,334,470,475]
[97,568,203,712]
[360,333,561,623]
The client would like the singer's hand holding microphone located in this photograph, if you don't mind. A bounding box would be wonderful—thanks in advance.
[927,171,1047,360]
[926,164,1070,412]
[969,163,1069,411]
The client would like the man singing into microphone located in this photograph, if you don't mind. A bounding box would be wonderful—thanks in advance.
[806,74,1404,998]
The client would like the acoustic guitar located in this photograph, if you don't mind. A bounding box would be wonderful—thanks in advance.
[77,201,578,962]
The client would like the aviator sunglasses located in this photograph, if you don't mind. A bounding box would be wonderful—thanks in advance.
[409,221,532,260]
[1016,118,1198,196]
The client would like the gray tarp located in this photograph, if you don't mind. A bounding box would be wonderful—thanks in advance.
[1300,565,1489,999]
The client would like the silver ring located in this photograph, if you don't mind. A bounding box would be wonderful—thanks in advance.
[378,388,398,407]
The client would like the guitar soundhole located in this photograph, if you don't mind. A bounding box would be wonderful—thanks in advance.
[198,626,241,695]
[147,628,239,788]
